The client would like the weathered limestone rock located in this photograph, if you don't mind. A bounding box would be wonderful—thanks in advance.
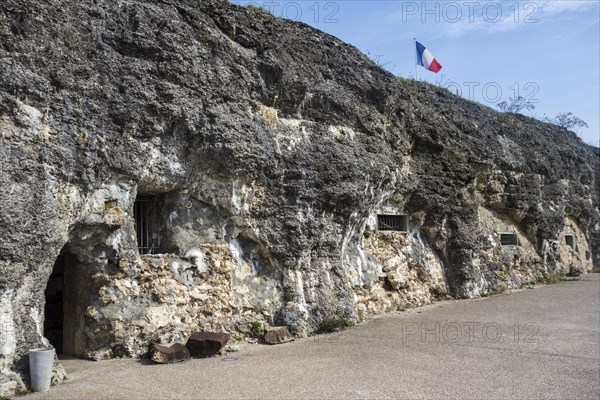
[149,343,191,364]
[0,0,598,396]
[264,327,294,345]
[186,332,230,358]
[225,344,240,353]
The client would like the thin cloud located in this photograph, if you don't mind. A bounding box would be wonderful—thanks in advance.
[386,0,599,39]
[437,13,524,38]
[540,0,599,14]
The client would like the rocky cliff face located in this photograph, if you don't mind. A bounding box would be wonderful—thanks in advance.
[1,0,598,396]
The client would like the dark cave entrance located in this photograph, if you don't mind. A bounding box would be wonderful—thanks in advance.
[44,248,84,356]
[44,254,65,353]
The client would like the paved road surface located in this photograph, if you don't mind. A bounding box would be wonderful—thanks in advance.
[25,274,600,399]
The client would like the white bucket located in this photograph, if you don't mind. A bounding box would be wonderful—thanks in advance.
[28,347,55,392]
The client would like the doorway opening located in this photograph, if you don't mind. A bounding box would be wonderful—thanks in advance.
[44,248,85,356]
[44,255,65,353]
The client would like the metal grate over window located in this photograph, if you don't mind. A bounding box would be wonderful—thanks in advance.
[134,195,161,254]
[500,233,518,246]
[565,235,574,249]
[377,215,409,232]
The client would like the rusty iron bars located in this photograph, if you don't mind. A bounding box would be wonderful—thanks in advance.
[377,214,409,232]
[134,195,161,254]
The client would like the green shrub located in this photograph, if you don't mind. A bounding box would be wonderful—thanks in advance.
[314,318,355,334]
[536,272,565,285]
[250,321,265,336]
[447,150,467,164]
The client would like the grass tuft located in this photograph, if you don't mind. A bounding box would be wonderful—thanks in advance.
[313,318,355,334]
[536,272,565,285]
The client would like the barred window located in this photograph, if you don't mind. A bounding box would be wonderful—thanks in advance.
[500,233,518,246]
[134,195,162,254]
[564,235,574,249]
[377,214,408,232]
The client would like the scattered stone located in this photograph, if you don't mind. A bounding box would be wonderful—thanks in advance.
[186,332,230,358]
[264,326,294,345]
[225,345,240,353]
[149,343,190,364]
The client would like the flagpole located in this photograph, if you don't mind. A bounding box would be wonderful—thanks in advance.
[413,38,418,81]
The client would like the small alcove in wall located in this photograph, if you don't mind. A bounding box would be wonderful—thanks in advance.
[564,234,574,249]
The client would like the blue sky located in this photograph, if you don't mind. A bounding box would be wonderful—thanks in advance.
[232,1,599,146]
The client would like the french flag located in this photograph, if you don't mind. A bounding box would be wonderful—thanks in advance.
[416,40,442,73]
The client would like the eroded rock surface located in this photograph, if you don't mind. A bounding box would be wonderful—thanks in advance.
[264,326,293,345]
[149,342,190,364]
[0,0,598,395]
